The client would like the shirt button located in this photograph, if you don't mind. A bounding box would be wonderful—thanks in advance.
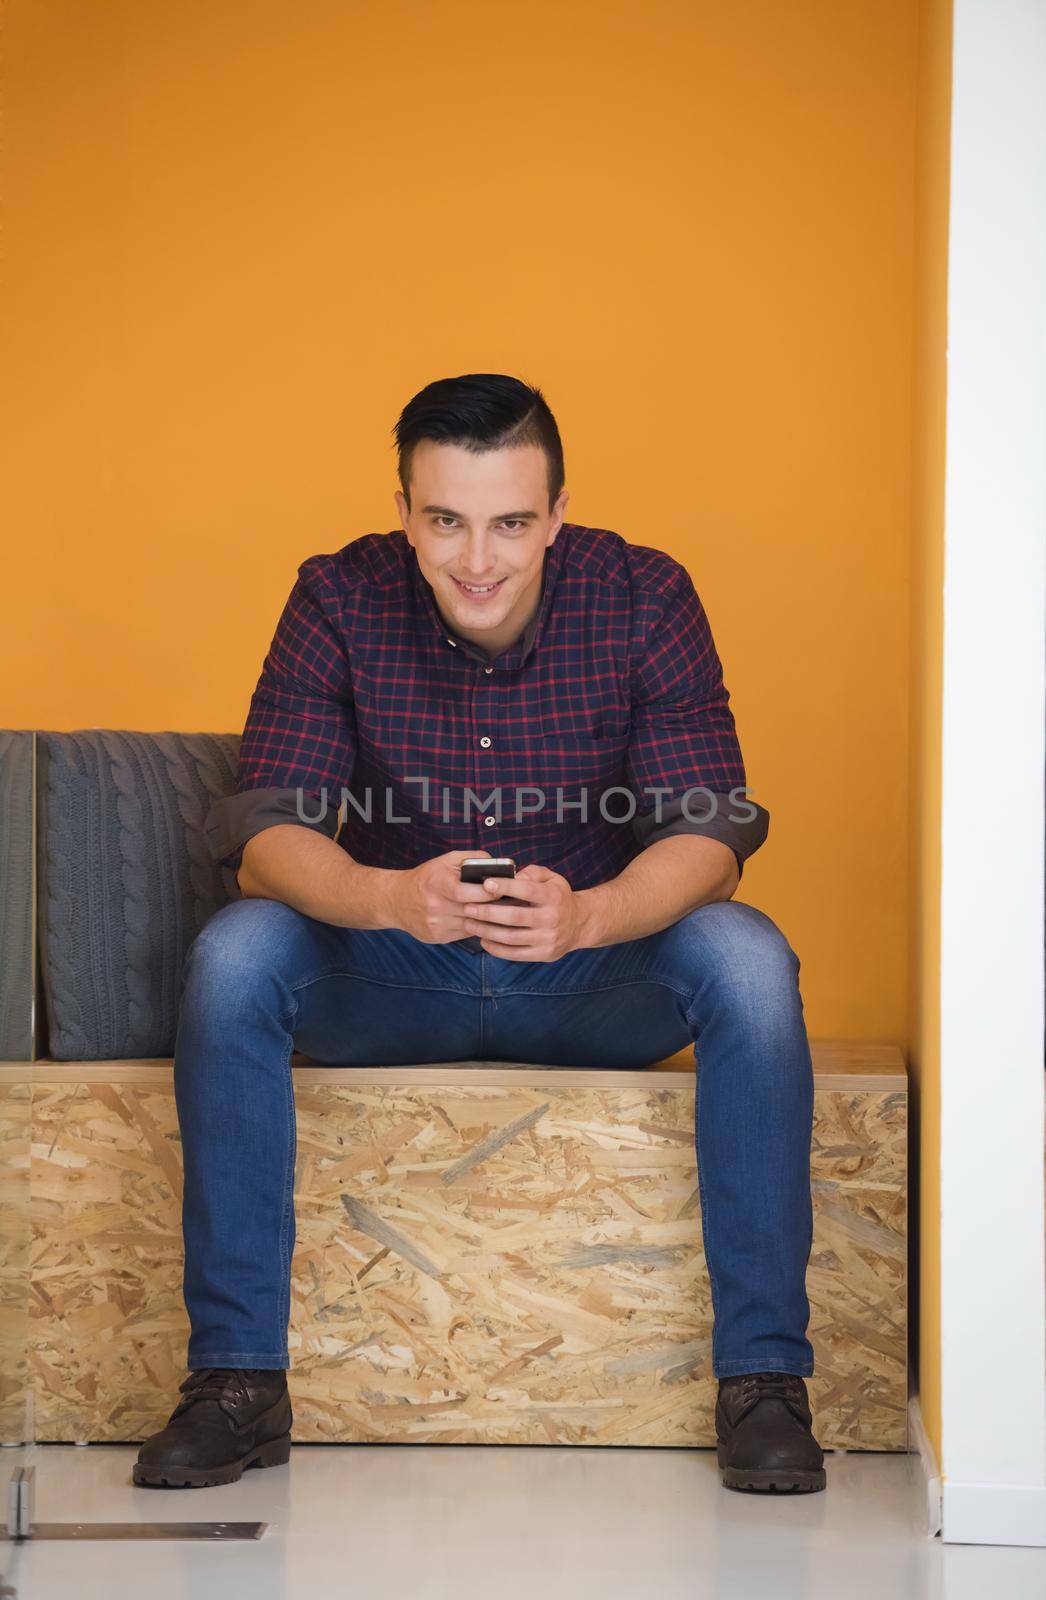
[483,815,496,827]
[446,638,457,648]
[484,665,494,675]
[479,736,492,749]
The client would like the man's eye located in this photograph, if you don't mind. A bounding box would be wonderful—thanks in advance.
[433,516,525,531]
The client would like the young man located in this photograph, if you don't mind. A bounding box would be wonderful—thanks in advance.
[134,373,825,1494]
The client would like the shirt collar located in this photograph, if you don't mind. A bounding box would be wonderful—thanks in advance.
[406,532,566,671]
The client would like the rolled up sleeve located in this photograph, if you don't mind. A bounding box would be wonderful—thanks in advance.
[624,563,770,881]
[205,558,357,894]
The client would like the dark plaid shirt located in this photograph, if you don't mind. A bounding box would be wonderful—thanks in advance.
[205,522,769,948]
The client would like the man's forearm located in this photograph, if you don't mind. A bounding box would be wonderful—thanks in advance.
[237,825,405,929]
[573,834,739,949]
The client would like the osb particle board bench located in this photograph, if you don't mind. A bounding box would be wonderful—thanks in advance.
[0,1039,907,1451]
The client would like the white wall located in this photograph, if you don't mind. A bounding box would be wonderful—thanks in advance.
[939,0,1046,1549]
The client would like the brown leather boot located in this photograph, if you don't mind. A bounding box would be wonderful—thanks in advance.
[133,1367,292,1488]
[715,1371,826,1493]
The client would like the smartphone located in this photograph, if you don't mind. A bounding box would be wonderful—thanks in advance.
[460,856,516,884]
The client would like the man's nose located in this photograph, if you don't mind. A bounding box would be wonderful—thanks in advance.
[460,538,497,576]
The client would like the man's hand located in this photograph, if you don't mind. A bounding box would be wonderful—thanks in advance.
[391,849,502,945]
[462,863,588,962]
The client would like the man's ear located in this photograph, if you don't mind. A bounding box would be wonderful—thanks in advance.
[547,488,569,543]
[394,489,412,540]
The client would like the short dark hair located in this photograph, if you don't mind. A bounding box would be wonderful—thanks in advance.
[393,373,565,512]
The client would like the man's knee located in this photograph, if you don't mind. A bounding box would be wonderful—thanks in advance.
[668,900,802,997]
[183,897,304,993]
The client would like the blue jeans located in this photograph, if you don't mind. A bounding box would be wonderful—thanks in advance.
[173,897,815,1380]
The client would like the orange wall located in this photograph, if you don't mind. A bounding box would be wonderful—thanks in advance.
[3,0,919,1042]
[908,0,952,1474]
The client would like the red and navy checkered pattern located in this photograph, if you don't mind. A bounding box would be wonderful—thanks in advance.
[227,523,754,888]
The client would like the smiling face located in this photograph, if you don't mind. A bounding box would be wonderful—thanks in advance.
[395,440,569,657]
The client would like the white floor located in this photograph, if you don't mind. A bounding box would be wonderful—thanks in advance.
[2,1443,1045,1599]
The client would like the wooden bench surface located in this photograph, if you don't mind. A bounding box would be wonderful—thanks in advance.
[1,1038,905,1092]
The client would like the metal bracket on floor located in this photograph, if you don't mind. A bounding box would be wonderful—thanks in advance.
[2,1466,266,1541]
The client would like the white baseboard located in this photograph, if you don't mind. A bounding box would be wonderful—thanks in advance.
[907,1389,943,1538]
[942,1481,1046,1547]
[908,1375,1046,1545]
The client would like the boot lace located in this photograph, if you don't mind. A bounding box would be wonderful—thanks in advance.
[170,1367,256,1422]
[731,1371,808,1422]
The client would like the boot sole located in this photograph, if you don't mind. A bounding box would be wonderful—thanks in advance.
[718,1454,826,1493]
[132,1432,292,1489]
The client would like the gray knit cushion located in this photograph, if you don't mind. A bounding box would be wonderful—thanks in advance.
[37,731,240,1060]
[0,730,35,1062]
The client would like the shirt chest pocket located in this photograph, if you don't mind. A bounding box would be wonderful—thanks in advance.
[538,705,631,784]
[540,699,631,742]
